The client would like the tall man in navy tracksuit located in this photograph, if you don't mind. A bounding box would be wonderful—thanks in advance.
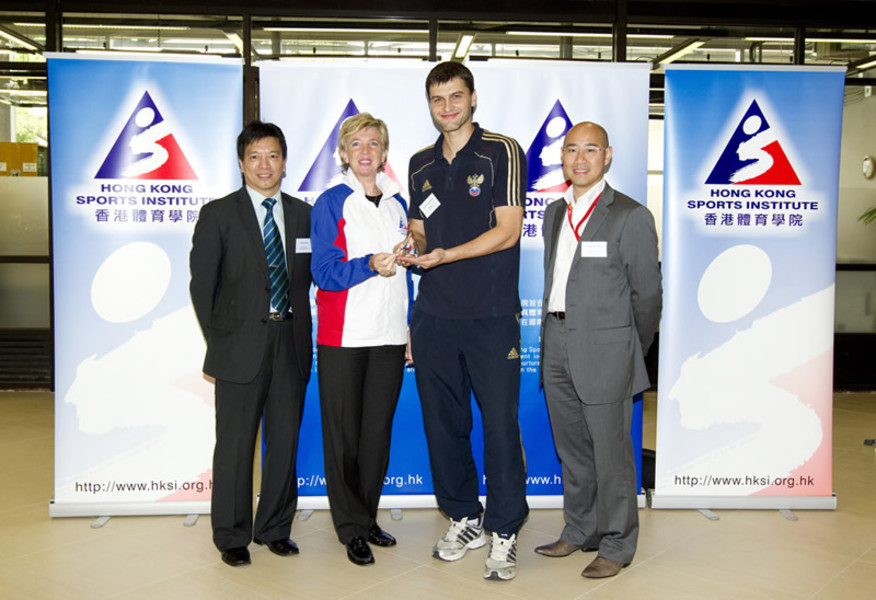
[398,61,528,582]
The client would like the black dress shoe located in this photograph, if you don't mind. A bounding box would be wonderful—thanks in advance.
[346,536,375,565]
[253,538,299,556]
[221,546,251,567]
[367,524,397,547]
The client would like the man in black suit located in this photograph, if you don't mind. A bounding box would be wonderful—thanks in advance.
[190,121,313,567]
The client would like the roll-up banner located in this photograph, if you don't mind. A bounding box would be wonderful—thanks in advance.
[654,65,845,509]
[259,60,651,508]
[48,54,242,517]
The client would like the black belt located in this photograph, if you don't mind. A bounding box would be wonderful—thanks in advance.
[268,312,292,322]
[548,311,566,320]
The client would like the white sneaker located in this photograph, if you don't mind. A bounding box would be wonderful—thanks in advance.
[433,516,486,561]
[484,532,517,581]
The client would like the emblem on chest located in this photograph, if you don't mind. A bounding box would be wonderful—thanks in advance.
[467,174,484,197]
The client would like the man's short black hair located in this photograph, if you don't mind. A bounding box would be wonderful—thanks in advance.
[236,120,287,160]
[425,61,475,97]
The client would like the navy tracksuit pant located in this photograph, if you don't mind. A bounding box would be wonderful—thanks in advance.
[410,310,529,535]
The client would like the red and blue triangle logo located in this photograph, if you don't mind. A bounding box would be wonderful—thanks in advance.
[298,99,359,192]
[526,100,574,193]
[706,99,800,186]
[96,91,196,180]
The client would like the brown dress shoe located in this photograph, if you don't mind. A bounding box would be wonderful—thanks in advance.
[534,539,580,557]
[581,556,625,578]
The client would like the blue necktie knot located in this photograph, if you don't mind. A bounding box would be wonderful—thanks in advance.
[262,197,290,315]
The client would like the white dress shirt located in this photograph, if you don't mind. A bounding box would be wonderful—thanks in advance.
[547,178,606,313]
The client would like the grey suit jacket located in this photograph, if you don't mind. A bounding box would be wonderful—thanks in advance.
[540,183,662,404]
[189,187,313,384]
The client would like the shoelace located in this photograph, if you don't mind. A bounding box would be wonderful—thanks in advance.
[490,535,516,559]
[446,518,477,540]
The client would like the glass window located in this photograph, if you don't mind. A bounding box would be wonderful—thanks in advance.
[0,177,48,256]
[0,263,49,328]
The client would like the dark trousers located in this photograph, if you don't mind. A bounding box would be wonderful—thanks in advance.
[410,311,529,535]
[317,344,405,544]
[211,319,306,551]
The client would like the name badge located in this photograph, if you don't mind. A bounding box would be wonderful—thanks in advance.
[580,241,607,258]
[296,238,312,253]
[420,193,441,218]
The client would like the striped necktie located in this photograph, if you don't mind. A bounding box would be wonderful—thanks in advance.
[262,197,290,315]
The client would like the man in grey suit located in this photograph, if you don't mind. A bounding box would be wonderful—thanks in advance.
[190,121,313,567]
[535,122,661,579]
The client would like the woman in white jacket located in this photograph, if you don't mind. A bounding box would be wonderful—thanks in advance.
[310,112,412,566]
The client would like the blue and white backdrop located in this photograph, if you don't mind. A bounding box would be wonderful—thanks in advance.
[49,56,649,516]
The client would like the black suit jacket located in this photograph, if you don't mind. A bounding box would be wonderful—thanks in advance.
[190,187,312,384]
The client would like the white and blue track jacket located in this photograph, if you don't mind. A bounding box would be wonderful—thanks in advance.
[310,171,411,347]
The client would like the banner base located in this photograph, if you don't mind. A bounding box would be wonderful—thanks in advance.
[50,493,626,518]
[50,499,211,518]
[650,493,837,510]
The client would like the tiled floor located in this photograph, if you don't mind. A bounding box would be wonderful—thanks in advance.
[0,390,874,599]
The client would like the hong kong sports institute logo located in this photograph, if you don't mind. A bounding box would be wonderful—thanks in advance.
[706,99,801,186]
[96,91,197,180]
[526,99,574,193]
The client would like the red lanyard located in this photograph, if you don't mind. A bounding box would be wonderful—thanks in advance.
[567,193,601,241]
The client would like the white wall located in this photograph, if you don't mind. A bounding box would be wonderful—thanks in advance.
[837,86,876,263]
